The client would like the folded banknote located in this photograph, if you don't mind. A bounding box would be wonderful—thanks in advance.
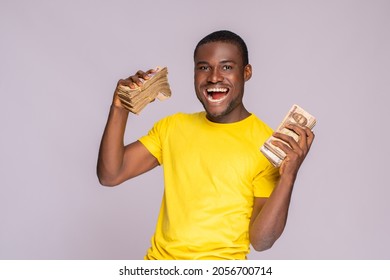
[260,104,316,167]
[116,66,171,114]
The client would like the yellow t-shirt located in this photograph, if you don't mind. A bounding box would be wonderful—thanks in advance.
[139,112,280,260]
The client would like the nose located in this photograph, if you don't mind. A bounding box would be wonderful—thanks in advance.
[207,68,223,83]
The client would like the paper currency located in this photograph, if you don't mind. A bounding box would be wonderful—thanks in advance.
[260,104,316,167]
[116,66,171,114]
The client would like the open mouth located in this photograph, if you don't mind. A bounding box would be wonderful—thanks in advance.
[205,87,229,103]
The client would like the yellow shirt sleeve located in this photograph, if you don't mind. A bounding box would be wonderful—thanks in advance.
[138,116,169,165]
[252,163,280,197]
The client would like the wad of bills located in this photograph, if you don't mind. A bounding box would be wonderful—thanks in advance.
[116,66,171,114]
[260,104,316,167]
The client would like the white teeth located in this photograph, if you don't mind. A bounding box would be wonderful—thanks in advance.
[204,87,229,103]
[206,88,228,93]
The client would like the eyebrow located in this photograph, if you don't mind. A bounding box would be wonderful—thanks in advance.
[220,60,237,64]
[196,60,237,65]
[195,61,209,65]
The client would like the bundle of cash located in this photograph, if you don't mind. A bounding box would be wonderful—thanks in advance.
[260,104,316,167]
[116,66,171,114]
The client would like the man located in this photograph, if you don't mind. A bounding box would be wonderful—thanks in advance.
[97,30,315,259]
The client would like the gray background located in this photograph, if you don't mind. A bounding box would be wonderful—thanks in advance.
[1,0,389,259]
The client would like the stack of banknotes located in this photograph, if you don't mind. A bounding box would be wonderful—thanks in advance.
[260,104,317,167]
[116,66,171,114]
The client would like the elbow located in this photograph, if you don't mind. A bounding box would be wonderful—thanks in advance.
[96,162,125,187]
[251,239,275,252]
[96,171,120,187]
[250,233,279,252]
[98,178,119,187]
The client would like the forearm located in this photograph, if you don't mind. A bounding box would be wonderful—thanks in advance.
[97,105,129,186]
[250,174,296,251]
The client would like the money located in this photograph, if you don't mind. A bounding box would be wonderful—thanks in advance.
[116,66,172,114]
[260,104,316,167]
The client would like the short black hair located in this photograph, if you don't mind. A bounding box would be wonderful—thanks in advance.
[194,30,249,66]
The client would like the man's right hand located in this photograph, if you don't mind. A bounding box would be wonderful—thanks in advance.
[112,68,157,108]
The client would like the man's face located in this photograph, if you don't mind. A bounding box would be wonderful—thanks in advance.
[194,42,252,123]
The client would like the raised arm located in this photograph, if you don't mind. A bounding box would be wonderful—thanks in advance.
[249,124,315,251]
[97,69,159,187]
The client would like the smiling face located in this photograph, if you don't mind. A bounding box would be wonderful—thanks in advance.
[194,42,252,123]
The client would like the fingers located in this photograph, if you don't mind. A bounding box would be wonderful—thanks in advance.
[272,124,315,163]
[271,123,315,177]
[118,68,157,89]
[113,67,159,109]
[275,124,314,149]
[272,138,302,161]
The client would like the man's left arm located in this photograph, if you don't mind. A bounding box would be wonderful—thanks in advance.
[249,123,315,251]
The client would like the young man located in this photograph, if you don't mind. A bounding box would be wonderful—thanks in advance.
[97,30,315,259]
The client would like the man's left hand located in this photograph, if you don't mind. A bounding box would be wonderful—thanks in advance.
[272,123,315,179]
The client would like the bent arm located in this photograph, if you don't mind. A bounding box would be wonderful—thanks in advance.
[97,70,160,186]
[250,124,315,251]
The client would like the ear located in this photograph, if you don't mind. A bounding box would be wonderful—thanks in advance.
[244,64,252,81]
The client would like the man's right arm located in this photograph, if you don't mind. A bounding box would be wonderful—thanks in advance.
[97,70,159,187]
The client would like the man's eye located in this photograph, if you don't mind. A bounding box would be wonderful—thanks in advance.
[222,65,233,70]
[199,66,209,71]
